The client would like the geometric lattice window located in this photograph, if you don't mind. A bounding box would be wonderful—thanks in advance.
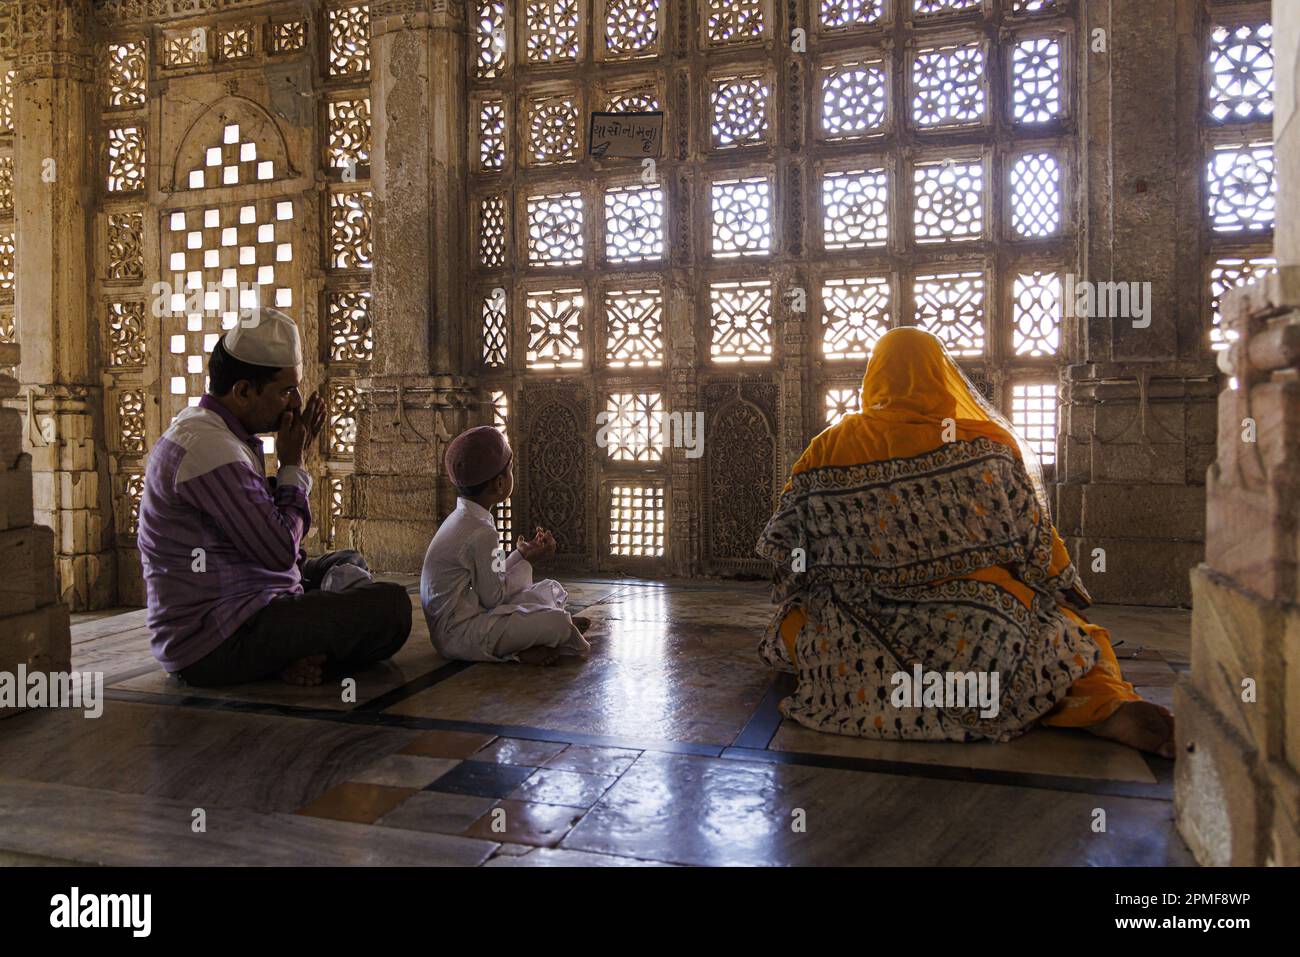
[327,289,373,362]
[706,0,765,45]
[1206,143,1275,233]
[483,289,509,367]
[1010,383,1056,467]
[0,70,13,134]
[603,392,664,461]
[526,287,584,369]
[912,42,985,128]
[0,231,12,293]
[1209,255,1276,350]
[1208,23,1273,123]
[605,288,664,368]
[914,270,986,357]
[711,177,771,257]
[526,192,585,266]
[915,0,982,14]
[327,6,371,76]
[106,127,145,193]
[604,185,665,263]
[823,169,889,249]
[819,1,885,29]
[479,100,507,171]
[1011,271,1060,357]
[491,389,509,434]
[494,497,513,553]
[822,277,890,359]
[1011,37,1061,124]
[162,31,203,68]
[527,95,579,165]
[606,0,660,58]
[118,391,147,452]
[479,195,508,268]
[1009,152,1061,238]
[184,123,274,190]
[610,485,665,557]
[526,1,581,63]
[271,20,308,54]
[218,26,253,62]
[607,87,661,113]
[1010,0,1057,11]
[710,280,772,362]
[821,60,887,139]
[711,74,769,148]
[825,387,862,426]
[476,2,507,79]
[914,160,984,243]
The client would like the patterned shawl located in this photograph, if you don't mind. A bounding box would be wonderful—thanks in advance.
[756,329,1097,742]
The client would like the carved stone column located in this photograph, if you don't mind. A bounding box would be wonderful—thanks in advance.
[8,0,115,609]
[1055,0,1216,606]
[352,0,476,570]
[1174,0,1300,867]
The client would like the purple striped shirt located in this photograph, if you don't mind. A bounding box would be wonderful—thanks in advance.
[137,396,313,672]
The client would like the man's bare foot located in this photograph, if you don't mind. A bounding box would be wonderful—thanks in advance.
[1086,700,1176,758]
[517,646,561,666]
[572,616,592,633]
[280,654,327,686]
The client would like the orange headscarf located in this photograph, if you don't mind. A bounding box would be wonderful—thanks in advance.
[787,328,1048,513]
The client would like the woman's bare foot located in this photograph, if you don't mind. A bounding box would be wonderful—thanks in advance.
[572,616,592,633]
[280,654,327,686]
[517,646,561,666]
[1086,700,1176,758]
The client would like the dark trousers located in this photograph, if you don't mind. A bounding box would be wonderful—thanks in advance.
[178,550,412,687]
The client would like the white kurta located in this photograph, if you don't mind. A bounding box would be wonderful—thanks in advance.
[420,498,589,662]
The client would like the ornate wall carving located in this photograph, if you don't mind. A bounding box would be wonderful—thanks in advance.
[520,384,591,560]
[702,379,777,573]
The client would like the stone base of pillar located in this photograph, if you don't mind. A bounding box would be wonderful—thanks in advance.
[1055,360,1218,605]
[0,348,73,718]
[347,373,480,573]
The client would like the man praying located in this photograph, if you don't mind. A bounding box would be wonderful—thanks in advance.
[137,309,411,687]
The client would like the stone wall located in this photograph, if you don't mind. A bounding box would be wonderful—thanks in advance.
[0,342,73,716]
[1174,0,1300,865]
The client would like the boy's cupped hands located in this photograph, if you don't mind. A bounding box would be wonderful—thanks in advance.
[517,526,557,563]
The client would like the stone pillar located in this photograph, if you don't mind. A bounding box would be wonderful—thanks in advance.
[351,0,475,571]
[7,0,115,610]
[1055,0,1216,606]
[1174,0,1300,867]
[1,341,72,717]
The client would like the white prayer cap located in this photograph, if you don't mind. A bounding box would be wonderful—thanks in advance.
[221,307,303,371]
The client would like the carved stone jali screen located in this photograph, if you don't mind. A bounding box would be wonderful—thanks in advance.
[470,0,1079,576]
[94,1,374,593]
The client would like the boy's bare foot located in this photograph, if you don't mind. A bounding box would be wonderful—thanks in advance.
[572,616,592,633]
[1086,700,1176,758]
[517,646,561,666]
[280,654,327,686]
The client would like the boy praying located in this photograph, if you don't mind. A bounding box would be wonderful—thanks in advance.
[420,426,591,666]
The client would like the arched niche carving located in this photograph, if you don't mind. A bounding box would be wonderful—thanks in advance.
[703,381,777,573]
[520,385,591,559]
[167,94,296,192]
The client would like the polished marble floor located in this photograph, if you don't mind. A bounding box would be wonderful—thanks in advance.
[0,576,1195,866]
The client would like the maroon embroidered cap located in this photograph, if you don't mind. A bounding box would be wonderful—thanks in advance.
[444,425,513,488]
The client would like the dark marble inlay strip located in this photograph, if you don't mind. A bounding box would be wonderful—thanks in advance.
[353,661,475,713]
[103,689,724,757]
[730,674,794,750]
[718,745,1174,802]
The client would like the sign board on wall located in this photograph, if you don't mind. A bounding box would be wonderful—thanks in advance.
[589,112,665,158]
